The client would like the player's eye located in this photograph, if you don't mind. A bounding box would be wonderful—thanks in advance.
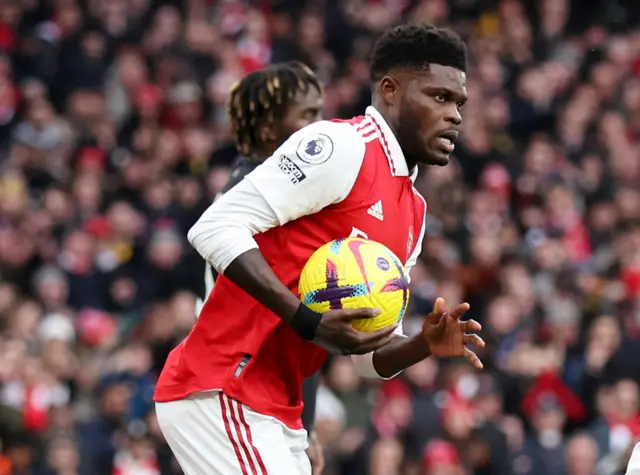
[456,101,466,110]
[434,94,446,103]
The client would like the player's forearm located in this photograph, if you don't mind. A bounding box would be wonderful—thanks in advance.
[372,334,431,378]
[224,249,302,324]
[188,193,300,324]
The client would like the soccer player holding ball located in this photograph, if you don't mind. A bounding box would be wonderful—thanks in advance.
[155,24,484,475]
[195,61,326,474]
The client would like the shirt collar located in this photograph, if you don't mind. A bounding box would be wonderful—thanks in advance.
[365,105,410,177]
[409,166,418,183]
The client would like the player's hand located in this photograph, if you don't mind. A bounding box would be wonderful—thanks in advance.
[313,308,397,355]
[422,297,485,369]
[306,431,325,475]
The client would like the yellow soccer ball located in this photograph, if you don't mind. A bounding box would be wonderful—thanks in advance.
[298,237,410,332]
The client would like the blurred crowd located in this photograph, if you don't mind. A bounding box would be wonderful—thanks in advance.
[1,0,640,474]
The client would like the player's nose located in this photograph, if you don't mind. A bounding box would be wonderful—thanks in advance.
[444,104,462,126]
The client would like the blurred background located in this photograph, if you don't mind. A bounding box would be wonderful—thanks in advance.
[0,0,640,474]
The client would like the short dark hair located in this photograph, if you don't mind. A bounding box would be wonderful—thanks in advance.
[369,23,467,81]
[227,62,322,157]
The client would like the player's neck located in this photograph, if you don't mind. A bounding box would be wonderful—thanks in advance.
[371,99,417,172]
[370,99,401,142]
[404,154,417,171]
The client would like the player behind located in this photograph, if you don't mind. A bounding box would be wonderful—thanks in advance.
[196,61,325,474]
[155,23,484,475]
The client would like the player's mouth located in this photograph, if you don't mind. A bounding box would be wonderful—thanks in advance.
[435,130,459,154]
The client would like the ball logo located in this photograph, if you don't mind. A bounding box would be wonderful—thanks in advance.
[296,133,334,164]
[376,257,389,271]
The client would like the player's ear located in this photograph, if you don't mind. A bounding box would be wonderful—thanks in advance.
[380,76,399,106]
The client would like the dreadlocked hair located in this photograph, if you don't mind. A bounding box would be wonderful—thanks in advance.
[370,23,467,81]
[227,62,322,157]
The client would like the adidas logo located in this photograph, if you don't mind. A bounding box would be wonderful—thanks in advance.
[367,200,384,221]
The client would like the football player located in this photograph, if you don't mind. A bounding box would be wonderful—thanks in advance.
[157,24,484,475]
[195,61,325,474]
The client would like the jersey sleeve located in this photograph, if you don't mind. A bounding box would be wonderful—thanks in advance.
[194,164,257,318]
[245,121,366,225]
[187,121,366,274]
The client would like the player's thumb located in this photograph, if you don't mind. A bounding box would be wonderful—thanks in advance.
[426,297,446,323]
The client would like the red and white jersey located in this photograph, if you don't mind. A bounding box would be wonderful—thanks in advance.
[154,106,427,429]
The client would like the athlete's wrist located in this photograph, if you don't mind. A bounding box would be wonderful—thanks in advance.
[372,334,431,378]
[291,304,323,340]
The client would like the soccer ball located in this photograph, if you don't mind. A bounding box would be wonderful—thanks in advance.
[298,237,410,332]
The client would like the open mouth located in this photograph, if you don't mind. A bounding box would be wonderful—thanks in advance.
[436,130,459,154]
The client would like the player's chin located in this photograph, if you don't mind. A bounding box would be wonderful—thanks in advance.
[422,139,454,166]
[425,149,451,166]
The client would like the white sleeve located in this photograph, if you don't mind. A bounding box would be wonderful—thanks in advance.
[187,121,366,273]
[351,331,404,380]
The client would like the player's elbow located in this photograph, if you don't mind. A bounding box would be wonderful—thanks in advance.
[186,222,198,248]
[187,218,212,256]
[187,204,235,255]
[188,212,259,274]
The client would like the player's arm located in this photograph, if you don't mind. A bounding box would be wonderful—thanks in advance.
[194,162,259,319]
[351,330,431,379]
[371,334,430,378]
[352,224,484,378]
[356,304,482,378]
[188,122,361,325]
[366,297,483,377]
[187,122,396,354]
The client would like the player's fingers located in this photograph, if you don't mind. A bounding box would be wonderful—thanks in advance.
[460,319,482,332]
[352,334,395,354]
[429,312,447,335]
[450,303,471,320]
[433,297,446,316]
[351,326,397,353]
[339,307,381,320]
[360,324,398,343]
[463,333,485,348]
[425,297,446,323]
[464,347,484,369]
